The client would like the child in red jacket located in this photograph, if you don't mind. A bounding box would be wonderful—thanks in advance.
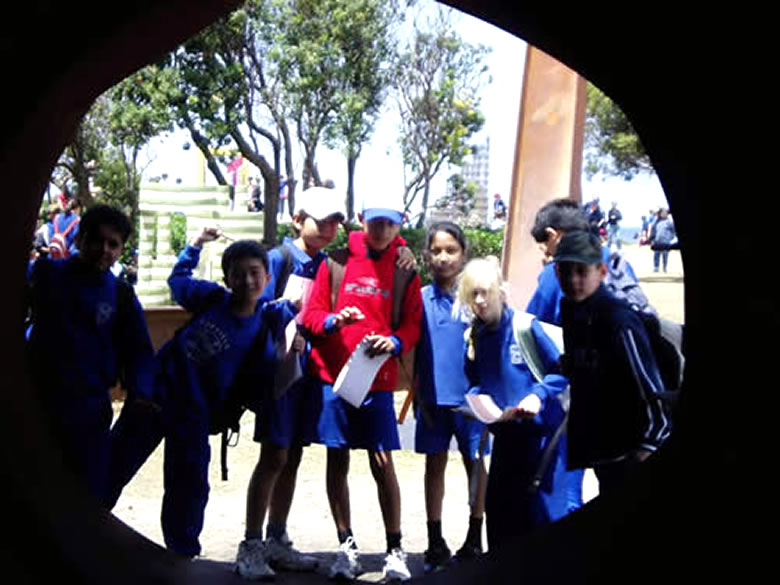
[302,205,422,582]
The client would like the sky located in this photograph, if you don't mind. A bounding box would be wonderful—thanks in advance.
[138,0,669,228]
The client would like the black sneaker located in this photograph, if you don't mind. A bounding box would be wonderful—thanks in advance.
[454,542,483,562]
[423,542,452,574]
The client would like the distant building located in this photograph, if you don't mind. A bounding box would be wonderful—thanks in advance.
[428,138,490,227]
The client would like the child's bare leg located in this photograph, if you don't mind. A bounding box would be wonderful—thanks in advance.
[462,454,487,518]
[326,447,351,533]
[425,451,449,522]
[267,445,303,527]
[245,443,289,536]
[369,450,401,534]
[457,453,487,557]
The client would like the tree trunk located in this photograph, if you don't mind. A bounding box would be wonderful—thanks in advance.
[184,119,229,185]
[281,122,296,217]
[263,175,279,247]
[416,175,432,228]
[230,130,279,246]
[346,152,357,222]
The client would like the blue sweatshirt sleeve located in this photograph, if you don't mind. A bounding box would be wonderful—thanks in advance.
[526,263,564,325]
[167,244,225,312]
[615,316,672,452]
[117,289,156,401]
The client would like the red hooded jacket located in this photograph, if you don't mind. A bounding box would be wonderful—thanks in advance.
[302,230,422,391]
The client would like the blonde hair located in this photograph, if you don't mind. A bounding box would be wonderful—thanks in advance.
[457,256,509,360]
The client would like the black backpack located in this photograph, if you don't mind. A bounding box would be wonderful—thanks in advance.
[602,253,686,406]
[604,250,655,315]
[636,310,685,409]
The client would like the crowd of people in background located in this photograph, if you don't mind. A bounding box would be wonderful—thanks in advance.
[24,188,676,582]
[585,197,677,272]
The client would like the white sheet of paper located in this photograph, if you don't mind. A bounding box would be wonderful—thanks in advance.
[282,273,307,304]
[333,337,391,408]
[284,318,298,353]
[464,394,513,424]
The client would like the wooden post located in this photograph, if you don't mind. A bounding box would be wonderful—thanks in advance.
[501,46,587,310]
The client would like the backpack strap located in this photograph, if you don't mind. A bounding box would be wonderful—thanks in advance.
[62,216,79,238]
[273,244,295,300]
[511,311,548,383]
[528,411,569,495]
[326,247,350,311]
[391,264,415,331]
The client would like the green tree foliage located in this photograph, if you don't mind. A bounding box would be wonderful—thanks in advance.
[163,4,294,245]
[322,0,401,221]
[584,83,654,180]
[394,8,489,227]
[52,67,176,257]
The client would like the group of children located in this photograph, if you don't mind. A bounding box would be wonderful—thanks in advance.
[25,191,672,582]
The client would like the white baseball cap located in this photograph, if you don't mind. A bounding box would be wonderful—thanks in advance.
[295,186,345,221]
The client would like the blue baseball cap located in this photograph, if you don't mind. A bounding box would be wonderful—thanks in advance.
[362,207,403,224]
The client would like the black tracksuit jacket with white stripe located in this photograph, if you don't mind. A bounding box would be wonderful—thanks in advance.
[560,284,671,469]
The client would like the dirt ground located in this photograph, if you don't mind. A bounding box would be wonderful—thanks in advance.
[111,243,684,580]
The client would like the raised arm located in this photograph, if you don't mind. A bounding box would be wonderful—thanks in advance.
[167,227,224,313]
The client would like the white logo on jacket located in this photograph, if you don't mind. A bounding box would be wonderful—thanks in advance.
[96,302,114,326]
[509,343,525,365]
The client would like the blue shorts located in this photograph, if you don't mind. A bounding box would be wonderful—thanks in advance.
[253,378,311,449]
[306,381,400,451]
[414,404,490,459]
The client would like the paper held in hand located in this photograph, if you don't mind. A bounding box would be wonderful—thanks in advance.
[333,337,391,408]
[463,393,515,424]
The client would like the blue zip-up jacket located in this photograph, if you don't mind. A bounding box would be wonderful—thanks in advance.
[159,245,296,417]
[560,284,671,468]
[527,246,638,325]
[416,283,471,407]
[260,237,327,303]
[27,255,155,404]
[465,306,568,430]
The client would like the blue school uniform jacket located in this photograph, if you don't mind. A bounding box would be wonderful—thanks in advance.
[465,306,568,429]
[27,255,155,405]
[416,283,471,407]
[560,284,672,469]
[260,237,328,303]
[158,245,296,419]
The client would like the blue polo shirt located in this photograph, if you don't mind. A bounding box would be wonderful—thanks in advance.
[415,283,470,407]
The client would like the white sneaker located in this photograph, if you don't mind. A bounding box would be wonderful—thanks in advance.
[382,547,411,582]
[328,536,363,580]
[265,534,318,571]
[236,539,276,581]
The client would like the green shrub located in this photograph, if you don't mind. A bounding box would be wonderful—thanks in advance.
[169,212,187,257]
